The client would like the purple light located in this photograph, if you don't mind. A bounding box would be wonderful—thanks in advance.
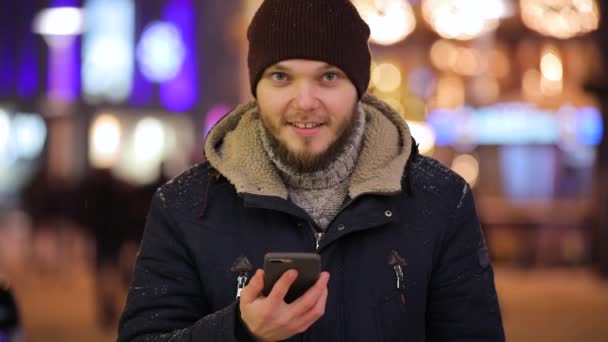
[204,104,231,137]
[47,0,80,102]
[48,38,78,101]
[129,62,155,106]
[52,0,79,5]
[129,2,155,107]
[159,0,198,112]
[17,38,39,98]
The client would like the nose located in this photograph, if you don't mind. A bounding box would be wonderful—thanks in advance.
[293,82,320,112]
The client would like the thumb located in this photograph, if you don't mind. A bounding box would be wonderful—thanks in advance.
[240,269,264,304]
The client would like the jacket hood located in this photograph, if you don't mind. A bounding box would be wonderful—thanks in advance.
[204,93,412,200]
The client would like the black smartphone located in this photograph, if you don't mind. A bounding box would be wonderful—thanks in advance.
[262,252,321,303]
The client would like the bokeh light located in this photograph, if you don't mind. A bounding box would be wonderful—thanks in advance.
[90,114,122,168]
[422,0,513,40]
[137,21,186,83]
[521,0,600,39]
[371,63,403,93]
[407,121,436,155]
[134,117,165,162]
[353,0,416,45]
[12,113,47,160]
[451,154,480,187]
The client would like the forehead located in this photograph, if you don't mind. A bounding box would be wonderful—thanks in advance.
[266,59,342,72]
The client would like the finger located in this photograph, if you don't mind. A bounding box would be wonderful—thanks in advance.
[289,272,330,316]
[267,269,299,305]
[292,286,329,333]
[240,269,264,304]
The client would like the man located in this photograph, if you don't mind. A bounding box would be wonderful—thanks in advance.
[0,277,22,342]
[118,0,505,341]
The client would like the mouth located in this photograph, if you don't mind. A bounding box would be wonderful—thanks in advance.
[288,122,324,136]
[289,122,324,129]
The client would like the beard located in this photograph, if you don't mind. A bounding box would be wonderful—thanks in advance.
[260,109,359,173]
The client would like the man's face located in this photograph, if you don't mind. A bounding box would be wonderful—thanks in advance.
[256,59,359,172]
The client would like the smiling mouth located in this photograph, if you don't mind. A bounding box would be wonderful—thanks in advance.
[290,122,323,129]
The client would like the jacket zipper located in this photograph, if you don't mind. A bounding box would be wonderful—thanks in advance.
[307,199,355,251]
[314,232,324,250]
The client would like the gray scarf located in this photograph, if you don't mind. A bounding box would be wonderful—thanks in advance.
[259,106,366,230]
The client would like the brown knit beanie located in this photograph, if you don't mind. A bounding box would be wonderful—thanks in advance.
[247,0,371,99]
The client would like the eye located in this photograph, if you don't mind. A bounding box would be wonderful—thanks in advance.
[323,72,338,81]
[271,72,287,82]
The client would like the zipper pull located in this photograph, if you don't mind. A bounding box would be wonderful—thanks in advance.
[230,255,253,299]
[235,273,248,299]
[315,232,324,250]
[388,250,407,304]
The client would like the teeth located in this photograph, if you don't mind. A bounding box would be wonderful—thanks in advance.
[293,123,320,129]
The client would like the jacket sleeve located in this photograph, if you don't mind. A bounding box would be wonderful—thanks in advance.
[426,183,505,342]
[117,190,254,342]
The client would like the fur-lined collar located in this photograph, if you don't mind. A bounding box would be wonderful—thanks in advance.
[204,94,412,200]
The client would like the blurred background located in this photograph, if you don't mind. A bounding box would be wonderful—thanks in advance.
[0,0,607,341]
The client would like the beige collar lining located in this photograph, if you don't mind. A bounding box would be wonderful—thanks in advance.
[204,94,412,200]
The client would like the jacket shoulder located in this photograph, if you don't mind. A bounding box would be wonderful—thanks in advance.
[155,162,214,212]
[408,155,469,200]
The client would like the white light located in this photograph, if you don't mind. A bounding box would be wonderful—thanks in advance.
[32,7,85,36]
[371,63,402,93]
[0,110,11,161]
[422,0,512,40]
[540,49,563,82]
[521,0,600,39]
[82,0,134,103]
[353,0,416,46]
[134,118,165,162]
[12,113,47,159]
[137,21,186,83]
[539,45,563,97]
[90,114,122,168]
[407,121,436,155]
[451,154,480,187]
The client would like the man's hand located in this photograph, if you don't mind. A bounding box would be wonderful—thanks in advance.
[239,269,330,342]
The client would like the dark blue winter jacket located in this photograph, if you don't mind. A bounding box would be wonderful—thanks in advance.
[118,95,504,342]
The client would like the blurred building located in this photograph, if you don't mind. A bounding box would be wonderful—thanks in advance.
[0,0,606,273]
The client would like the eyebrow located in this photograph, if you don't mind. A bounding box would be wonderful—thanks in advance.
[267,63,338,72]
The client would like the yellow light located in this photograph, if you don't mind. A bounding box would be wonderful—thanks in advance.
[451,154,480,188]
[471,76,500,104]
[371,63,402,93]
[384,98,405,116]
[489,48,510,78]
[435,74,465,109]
[522,68,543,101]
[90,114,122,168]
[453,47,481,76]
[540,48,563,82]
[540,77,563,97]
[430,40,458,71]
